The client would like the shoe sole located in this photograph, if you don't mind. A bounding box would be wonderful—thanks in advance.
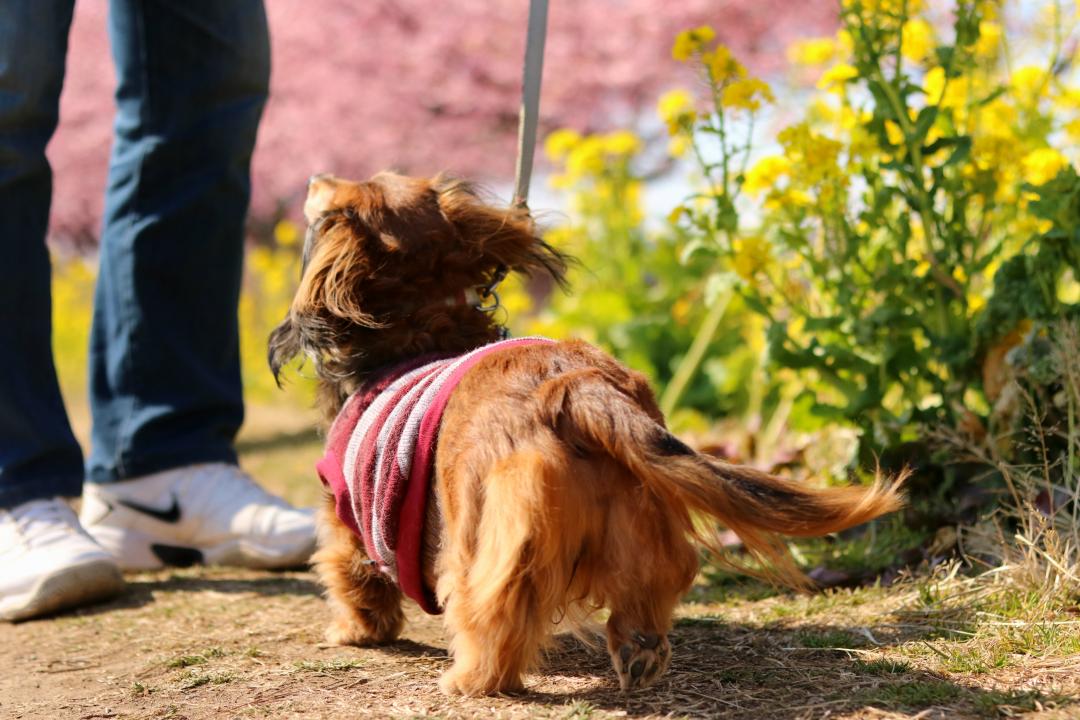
[0,559,126,622]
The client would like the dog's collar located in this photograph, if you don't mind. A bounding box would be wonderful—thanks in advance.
[447,264,508,313]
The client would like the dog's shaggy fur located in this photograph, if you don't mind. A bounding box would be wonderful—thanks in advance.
[269,172,904,696]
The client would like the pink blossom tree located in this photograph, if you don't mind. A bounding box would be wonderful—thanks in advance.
[48,0,836,241]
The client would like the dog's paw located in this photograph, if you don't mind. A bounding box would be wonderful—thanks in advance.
[324,617,387,647]
[438,666,524,696]
[610,631,671,691]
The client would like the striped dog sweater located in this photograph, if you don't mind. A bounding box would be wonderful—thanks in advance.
[316,337,555,614]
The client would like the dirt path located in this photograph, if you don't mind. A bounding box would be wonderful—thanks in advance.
[6,409,1077,719]
[3,564,1078,720]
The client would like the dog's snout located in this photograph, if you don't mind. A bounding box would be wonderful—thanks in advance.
[309,173,333,187]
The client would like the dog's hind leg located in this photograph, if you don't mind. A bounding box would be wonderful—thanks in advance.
[436,452,574,696]
[600,488,699,690]
[313,496,404,646]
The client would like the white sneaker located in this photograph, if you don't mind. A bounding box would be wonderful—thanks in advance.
[0,498,125,622]
[79,463,316,571]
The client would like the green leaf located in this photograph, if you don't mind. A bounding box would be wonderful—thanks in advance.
[679,238,716,264]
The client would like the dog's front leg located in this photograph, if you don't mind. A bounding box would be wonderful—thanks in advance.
[313,497,404,646]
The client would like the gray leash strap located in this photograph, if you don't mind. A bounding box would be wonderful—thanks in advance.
[512,0,550,209]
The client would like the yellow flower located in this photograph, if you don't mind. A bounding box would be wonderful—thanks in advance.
[817,63,859,92]
[778,122,844,185]
[808,98,837,125]
[702,44,746,82]
[885,120,905,146]
[843,0,924,24]
[672,25,715,62]
[764,188,813,211]
[924,66,946,104]
[914,259,931,278]
[672,297,692,325]
[602,130,642,157]
[657,89,696,135]
[1058,270,1080,304]
[544,129,581,162]
[720,77,774,111]
[974,21,1002,58]
[788,37,836,66]
[668,135,691,158]
[743,155,790,196]
[732,236,772,281]
[901,19,935,63]
[1022,148,1068,185]
[273,219,300,247]
[1011,65,1047,105]
[565,136,607,178]
[836,29,855,57]
[1066,118,1080,143]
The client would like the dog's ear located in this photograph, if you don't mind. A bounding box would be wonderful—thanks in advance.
[434,177,571,288]
[268,314,301,387]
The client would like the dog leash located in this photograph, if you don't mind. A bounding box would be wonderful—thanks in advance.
[480,0,549,339]
[511,0,550,210]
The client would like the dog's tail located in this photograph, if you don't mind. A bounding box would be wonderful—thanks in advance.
[543,369,906,588]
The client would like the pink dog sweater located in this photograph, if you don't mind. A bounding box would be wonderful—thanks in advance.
[316,337,555,614]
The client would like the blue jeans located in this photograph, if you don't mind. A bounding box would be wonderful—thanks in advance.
[0,0,269,508]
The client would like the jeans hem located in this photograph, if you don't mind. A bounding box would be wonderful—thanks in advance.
[87,447,238,484]
[0,474,83,510]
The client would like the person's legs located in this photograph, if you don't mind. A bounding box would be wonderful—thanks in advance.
[87,0,270,483]
[0,0,83,508]
[0,0,125,622]
[80,0,315,571]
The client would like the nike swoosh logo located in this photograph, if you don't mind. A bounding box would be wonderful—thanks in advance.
[116,495,182,523]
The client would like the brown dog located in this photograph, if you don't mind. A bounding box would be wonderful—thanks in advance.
[269,172,903,696]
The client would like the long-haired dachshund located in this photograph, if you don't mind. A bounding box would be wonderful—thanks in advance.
[269,172,903,696]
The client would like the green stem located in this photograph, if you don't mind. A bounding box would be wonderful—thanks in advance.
[660,290,732,417]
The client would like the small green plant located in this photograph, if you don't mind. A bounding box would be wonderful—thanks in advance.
[291,657,366,673]
[852,657,914,675]
[177,670,235,690]
[166,654,208,669]
[562,700,597,720]
[861,680,964,709]
[974,690,1060,716]
[797,628,865,648]
[130,681,152,696]
[166,647,226,669]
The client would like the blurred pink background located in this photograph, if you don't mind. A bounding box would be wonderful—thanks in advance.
[47,0,835,243]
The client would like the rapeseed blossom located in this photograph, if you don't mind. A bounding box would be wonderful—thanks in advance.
[720,77,774,112]
[657,89,696,135]
[743,156,790,196]
[672,26,715,61]
[900,18,935,63]
[788,37,836,66]
[544,129,582,162]
[702,44,746,83]
[1023,148,1069,185]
